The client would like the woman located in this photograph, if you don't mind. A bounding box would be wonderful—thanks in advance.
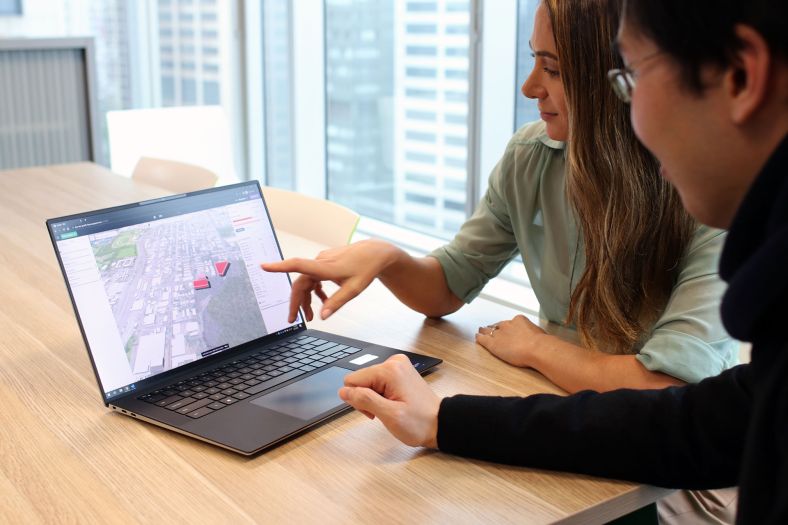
[263,0,737,395]
[333,0,788,522]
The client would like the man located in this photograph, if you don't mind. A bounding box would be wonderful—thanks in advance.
[337,1,788,522]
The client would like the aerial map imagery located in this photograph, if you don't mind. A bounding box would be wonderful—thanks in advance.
[90,208,268,379]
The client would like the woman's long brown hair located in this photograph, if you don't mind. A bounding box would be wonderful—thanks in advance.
[543,0,696,354]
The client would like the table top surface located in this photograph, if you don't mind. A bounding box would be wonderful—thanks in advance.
[0,163,669,524]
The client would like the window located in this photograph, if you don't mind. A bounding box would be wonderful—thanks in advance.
[445,90,467,102]
[445,113,467,125]
[407,2,437,12]
[444,200,465,212]
[406,172,435,185]
[445,68,467,80]
[325,0,470,239]
[0,0,22,15]
[406,67,437,78]
[405,88,437,100]
[444,156,466,169]
[0,0,241,172]
[181,79,197,104]
[406,23,437,34]
[406,45,437,56]
[515,0,541,128]
[444,178,465,192]
[446,2,469,12]
[260,0,295,189]
[406,151,437,164]
[406,110,436,121]
[406,130,437,143]
[445,135,466,147]
[406,193,436,206]
[203,81,220,104]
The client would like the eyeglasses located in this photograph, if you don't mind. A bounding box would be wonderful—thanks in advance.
[607,51,662,104]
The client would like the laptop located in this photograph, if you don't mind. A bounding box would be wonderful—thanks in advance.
[46,181,441,455]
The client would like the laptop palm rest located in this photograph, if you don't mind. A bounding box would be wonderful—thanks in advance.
[250,367,349,421]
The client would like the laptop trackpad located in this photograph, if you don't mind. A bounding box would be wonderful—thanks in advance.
[250,367,348,421]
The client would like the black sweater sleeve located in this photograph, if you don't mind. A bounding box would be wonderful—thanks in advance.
[437,364,752,489]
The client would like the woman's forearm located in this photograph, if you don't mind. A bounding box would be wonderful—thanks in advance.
[529,334,686,393]
[378,250,464,318]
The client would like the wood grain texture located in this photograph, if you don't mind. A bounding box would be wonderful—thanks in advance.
[0,163,671,524]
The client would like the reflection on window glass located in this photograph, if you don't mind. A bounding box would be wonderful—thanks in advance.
[325,0,471,239]
[515,0,541,129]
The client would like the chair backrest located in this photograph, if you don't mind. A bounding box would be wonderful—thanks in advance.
[106,106,237,183]
[132,157,218,194]
[262,186,360,247]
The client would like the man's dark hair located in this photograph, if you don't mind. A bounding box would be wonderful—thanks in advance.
[623,0,788,92]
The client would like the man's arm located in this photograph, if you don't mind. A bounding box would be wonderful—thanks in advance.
[438,364,751,489]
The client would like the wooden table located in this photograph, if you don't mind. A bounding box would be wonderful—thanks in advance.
[0,163,671,524]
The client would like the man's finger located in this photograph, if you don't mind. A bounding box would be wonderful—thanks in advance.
[343,354,411,392]
[338,386,395,419]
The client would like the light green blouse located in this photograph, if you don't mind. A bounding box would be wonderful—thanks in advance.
[430,120,738,383]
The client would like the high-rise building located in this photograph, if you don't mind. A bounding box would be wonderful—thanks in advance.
[394,0,470,237]
[325,0,470,238]
[325,0,396,223]
[157,0,223,106]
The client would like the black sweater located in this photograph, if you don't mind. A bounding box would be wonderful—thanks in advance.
[437,135,788,524]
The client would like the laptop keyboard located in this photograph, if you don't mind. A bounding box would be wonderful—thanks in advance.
[137,336,360,419]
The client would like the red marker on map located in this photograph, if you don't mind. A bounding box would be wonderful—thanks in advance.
[193,275,210,290]
[215,261,230,277]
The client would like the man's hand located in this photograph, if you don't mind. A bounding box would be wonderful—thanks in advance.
[339,354,442,448]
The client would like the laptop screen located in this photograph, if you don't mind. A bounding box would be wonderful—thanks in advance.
[49,182,303,401]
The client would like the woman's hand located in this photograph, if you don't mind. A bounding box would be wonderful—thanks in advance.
[261,239,400,322]
[476,314,549,368]
[339,354,441,448]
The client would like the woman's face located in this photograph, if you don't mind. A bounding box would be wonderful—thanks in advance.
[521,3,569,141]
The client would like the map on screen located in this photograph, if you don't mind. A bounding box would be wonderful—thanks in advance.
[90,207,267,377]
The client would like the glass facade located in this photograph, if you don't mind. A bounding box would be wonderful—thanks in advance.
[325,0,471,239]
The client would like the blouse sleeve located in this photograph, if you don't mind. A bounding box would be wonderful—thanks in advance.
[636,226,740,383]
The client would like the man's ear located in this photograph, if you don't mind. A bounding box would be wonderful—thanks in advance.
[726,24,772,124]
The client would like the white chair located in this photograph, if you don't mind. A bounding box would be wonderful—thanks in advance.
[262,186,360,247]
[106,106,238,184]
[132,157,218,194]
